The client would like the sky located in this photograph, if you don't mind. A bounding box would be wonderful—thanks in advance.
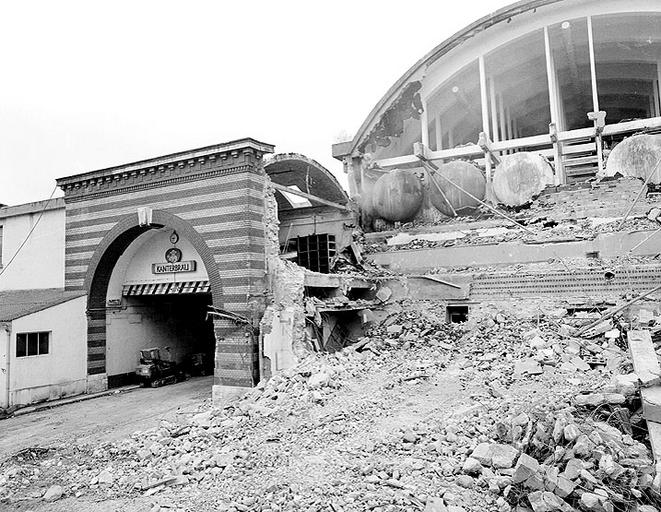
[0,0,514,206]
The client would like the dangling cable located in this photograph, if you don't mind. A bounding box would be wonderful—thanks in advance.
[0,185,59,279]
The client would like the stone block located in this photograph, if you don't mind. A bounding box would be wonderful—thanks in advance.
[492,444,520,469]
[554,476,576,498]
[513,453,540,484]
[528,490,572,511]
[471,443,493,465]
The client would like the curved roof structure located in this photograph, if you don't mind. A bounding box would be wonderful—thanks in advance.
[264,153,348,211]
[334,0,661,161]
[341,0,564,157]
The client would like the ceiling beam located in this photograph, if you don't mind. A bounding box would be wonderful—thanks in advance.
[271,182,351,212]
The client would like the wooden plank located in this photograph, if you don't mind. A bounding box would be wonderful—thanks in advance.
[602,116,661,136]
[628,330,661,423]
[490,133,551,151]
[408,274,462,289]
[373,154,421,169]
[558,127,597,142]
[427,144,483,160]
[271,182,351,212]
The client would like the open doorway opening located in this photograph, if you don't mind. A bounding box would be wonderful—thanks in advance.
[307,310,366,352]
[106,294,215,388]
[446,305,469,323]
[100,226,216,388]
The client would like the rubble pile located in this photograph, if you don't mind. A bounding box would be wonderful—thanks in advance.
[1,305,661,512]
[453,309,626,387]
[445,378,661,512]
[365,214,656,254]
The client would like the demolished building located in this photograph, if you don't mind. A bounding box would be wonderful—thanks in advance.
[2,0,661,421]
[5,1,661,510]
[330,0,661,321]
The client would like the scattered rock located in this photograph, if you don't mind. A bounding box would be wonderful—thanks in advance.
[580,492,601,510]
[513,453,540,484]
[424,498,448,512]
[462,457,482,475]
[97,469,114,485]
[43,485,63,502]
[455,475,474,488]
[528,490,572,511]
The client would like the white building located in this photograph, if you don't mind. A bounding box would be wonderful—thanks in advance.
[0,199,87,409]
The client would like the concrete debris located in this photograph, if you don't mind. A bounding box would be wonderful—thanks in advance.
[96,469,114,485]
[424,497,449,511]
[1,306,661,511]
[376,286,392,302]
[42,484,63,502]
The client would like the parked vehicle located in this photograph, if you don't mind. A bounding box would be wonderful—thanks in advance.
[135,347,184,387]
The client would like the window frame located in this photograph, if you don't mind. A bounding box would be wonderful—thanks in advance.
[16,331,51,358]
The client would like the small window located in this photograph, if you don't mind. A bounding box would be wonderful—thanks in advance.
[296,234,336,274]
[16,332,49,357]
[446,305,469,323]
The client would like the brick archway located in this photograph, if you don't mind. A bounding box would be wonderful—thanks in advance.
[84,210,223,377]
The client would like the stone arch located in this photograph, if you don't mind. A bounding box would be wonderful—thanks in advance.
[83,209,223,376]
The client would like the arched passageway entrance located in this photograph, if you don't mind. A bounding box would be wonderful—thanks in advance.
[84,210,223,388]
[56,138,274,401]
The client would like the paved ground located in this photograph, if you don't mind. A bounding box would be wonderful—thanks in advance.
[0,376,213,461]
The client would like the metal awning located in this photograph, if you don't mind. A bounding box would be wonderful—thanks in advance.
[122,281,210,296]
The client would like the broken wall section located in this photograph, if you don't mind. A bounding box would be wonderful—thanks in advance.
[260,177,310,381]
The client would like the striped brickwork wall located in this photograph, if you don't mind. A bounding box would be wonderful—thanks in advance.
[59,144,271,388]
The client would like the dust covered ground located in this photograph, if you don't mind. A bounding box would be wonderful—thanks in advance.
[0,302,658,512]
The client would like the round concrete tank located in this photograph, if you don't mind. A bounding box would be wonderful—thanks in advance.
[428,161,486,216]
[372,169,423,222]
[605,134,661,183]
[493,152,554,207]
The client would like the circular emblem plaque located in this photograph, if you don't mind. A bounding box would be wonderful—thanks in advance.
[165,247,182,263]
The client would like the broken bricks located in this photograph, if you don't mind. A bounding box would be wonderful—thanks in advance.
[514,358,544,376]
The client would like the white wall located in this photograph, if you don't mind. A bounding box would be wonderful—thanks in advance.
[262,309,298,373]
[0,324,9,409]
[107,230,208,302]
[0,205,65,291]
[9,295,87,406]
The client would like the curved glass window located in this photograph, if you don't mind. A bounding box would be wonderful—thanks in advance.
[593,13,661,124]
[549,17,593,131]
[484,29,551,141]
[426,60,482,151]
